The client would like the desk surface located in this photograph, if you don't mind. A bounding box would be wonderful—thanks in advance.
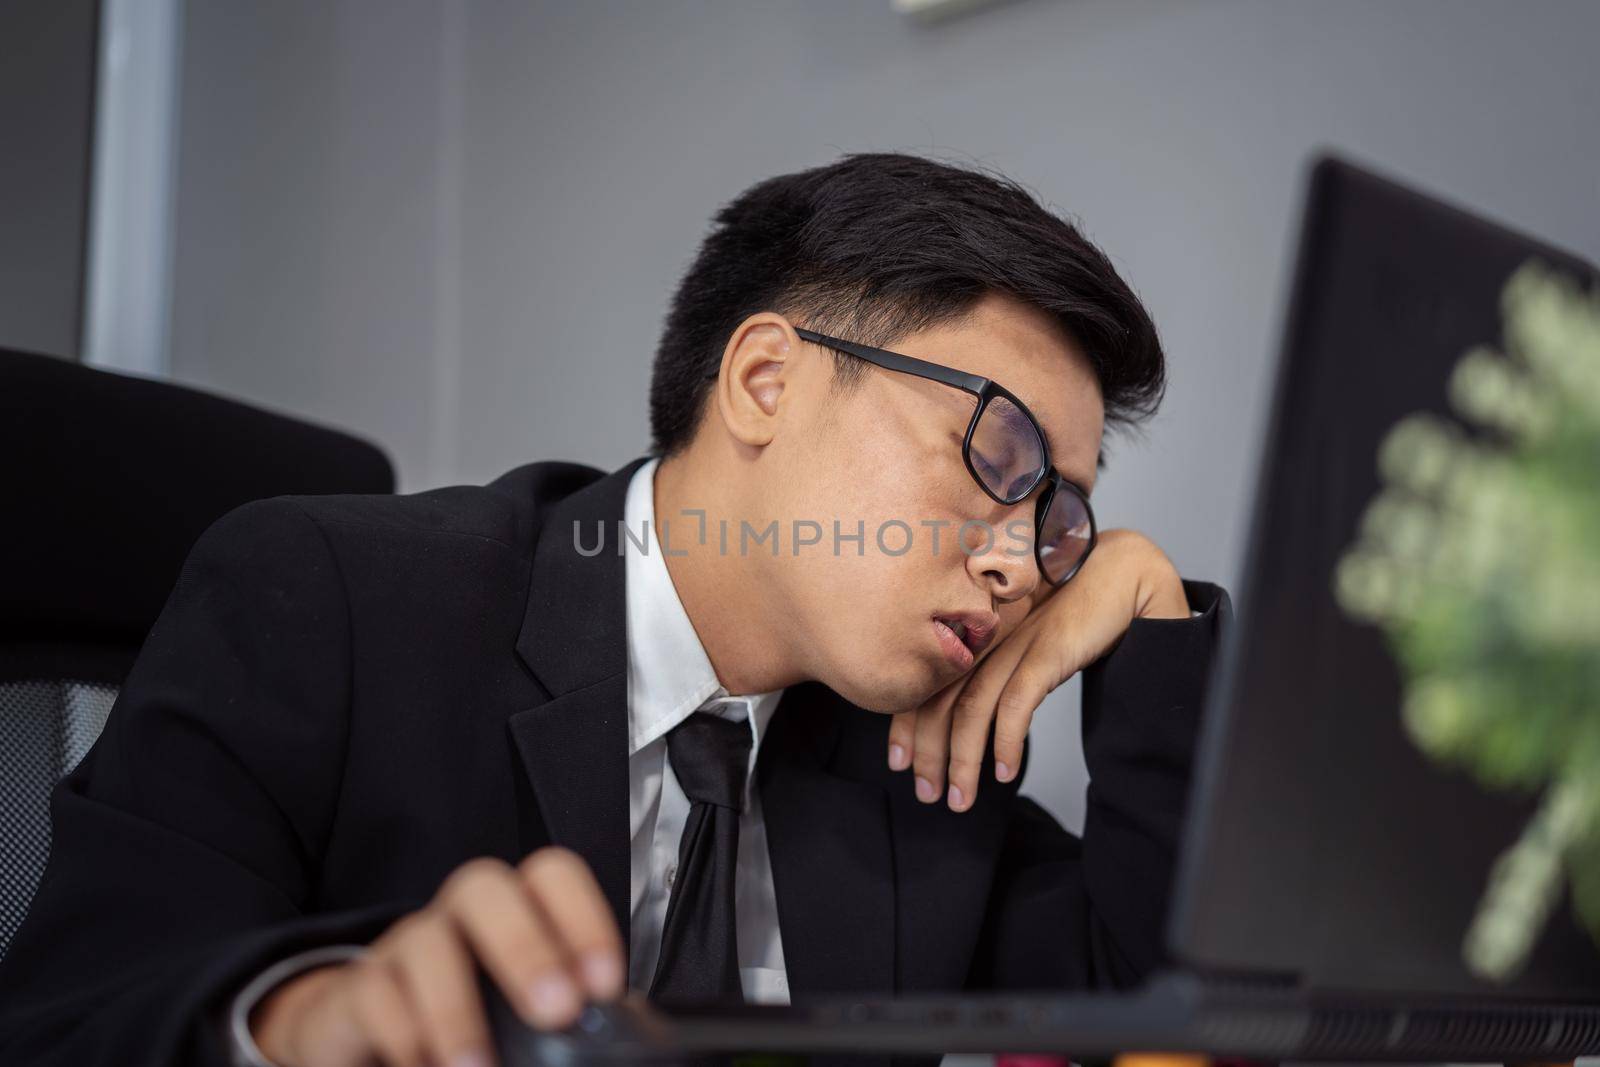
[482,975,1600,1065]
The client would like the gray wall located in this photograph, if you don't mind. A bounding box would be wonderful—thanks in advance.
[0,0,99,358]
[167,0,1600,831]
[169,1,449,474]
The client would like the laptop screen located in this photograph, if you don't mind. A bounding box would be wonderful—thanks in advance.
[1169,155,1600,1000]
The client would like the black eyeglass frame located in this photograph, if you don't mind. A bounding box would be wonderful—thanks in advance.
[707,325,1098,586]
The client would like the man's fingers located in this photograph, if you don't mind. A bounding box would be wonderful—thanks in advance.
[945,631,1035,811]
[889,672,963,778]
[992,658,1060,781]
[383,911,493,1067]
[287,965,386,1067]
[887,711,916,772]
[435,857,576,1031]
[519,847,626,1000]
[990,708,1029,788]
[345,957,430,1067]
[272,848,626,1067]
[910,687,957,803]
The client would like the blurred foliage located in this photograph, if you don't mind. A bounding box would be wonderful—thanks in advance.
[1334,261,1600,981]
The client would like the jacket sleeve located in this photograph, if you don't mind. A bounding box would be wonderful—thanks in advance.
[0,498,410,1067]
[968,578,1231,991]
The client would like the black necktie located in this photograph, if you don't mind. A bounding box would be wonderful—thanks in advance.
[647,707,752,1005]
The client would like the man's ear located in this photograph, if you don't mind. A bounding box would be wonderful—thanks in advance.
[711,314,799,448]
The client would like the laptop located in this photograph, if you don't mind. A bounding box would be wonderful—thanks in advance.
[491,156,1600,1065]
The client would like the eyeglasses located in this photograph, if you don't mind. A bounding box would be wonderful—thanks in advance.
[707,325,1097,586]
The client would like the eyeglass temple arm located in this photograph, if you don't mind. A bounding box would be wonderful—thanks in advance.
[700,327,990,396]
[795,328,991,394]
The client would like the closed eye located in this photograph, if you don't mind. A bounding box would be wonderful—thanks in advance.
[1004,473,1035,499]
[970,450,1004,485]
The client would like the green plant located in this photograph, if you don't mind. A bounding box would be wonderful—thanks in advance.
[1334,260,1600,980]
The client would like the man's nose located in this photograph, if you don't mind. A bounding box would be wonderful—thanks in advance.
[960,515,1039,604]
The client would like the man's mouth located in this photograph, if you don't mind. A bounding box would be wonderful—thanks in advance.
[931,610,1000,671]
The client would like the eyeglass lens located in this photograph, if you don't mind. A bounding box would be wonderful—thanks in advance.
[967,393,1046,503]
[967,394,1093,583]
[1038,484,1093,584]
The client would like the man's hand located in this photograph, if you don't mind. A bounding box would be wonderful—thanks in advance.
[887,528,1189,812]
[250,847,624,1067]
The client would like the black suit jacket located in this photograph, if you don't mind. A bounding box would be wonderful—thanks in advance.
[0,456,1229,1066]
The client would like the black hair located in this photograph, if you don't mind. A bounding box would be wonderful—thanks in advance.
[648,151,1165,457]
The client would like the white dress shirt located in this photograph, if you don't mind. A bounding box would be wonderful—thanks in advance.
[229,458,790,1063]
[623,456,790,1005]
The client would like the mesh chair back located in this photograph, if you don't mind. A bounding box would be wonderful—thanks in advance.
[0,679,115,953]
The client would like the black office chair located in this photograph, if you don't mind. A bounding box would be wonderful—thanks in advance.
[0,347,395,957]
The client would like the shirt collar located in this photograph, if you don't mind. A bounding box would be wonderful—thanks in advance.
[623,457,784,757]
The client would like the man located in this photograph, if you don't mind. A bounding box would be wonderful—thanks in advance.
[0,153,1228,1067]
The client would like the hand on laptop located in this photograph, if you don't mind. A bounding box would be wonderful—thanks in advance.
[250,847,623,1067]
[887,527,1189,812]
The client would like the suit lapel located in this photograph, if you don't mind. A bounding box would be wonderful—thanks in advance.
[508,455,649,943]
[758,683,896,997]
